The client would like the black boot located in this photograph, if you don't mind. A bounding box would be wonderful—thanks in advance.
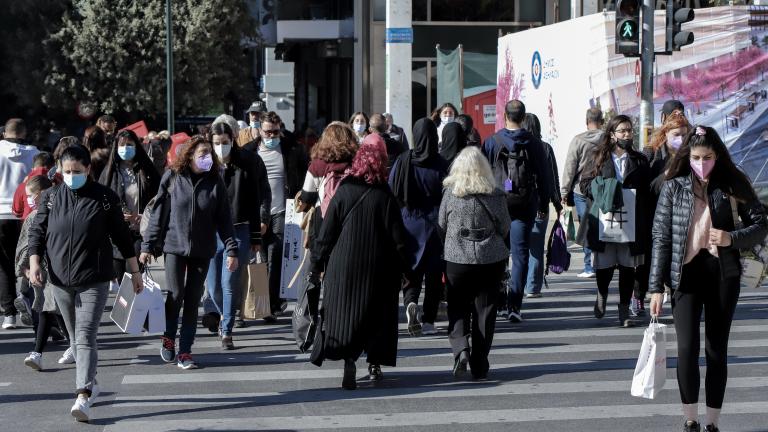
[618,304,638,328]
[594,292,607,319]
[453,350,469,378]
[342,359,357,390]
[683,420,701,432]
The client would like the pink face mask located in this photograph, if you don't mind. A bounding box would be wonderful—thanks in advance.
[690,159,715,180]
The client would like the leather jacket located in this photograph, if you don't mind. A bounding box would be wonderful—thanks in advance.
[649,174,768,294]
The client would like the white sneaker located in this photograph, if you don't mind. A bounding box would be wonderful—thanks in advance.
[2,315,16,329]
[70,395,90,422]
[24,352,42,371]
[58,347,76,364]
[421,322,438,335]
[577,271,596,279]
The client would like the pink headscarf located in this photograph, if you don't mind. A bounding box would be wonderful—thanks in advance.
[346,133,388,184]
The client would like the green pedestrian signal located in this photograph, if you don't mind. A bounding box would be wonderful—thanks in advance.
[615,0,640,56]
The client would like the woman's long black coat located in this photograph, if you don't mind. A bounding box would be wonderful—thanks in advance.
[311,178,410,366]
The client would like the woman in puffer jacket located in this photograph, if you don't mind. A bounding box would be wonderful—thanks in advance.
[649,125,768,432]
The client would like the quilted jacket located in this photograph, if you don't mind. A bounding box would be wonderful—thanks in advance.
[649,174,768,293]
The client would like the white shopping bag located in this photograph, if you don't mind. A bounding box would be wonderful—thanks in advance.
[599,188,637,243]
[631,317,667,399]
[143,272,166,334]
[110,273,152,334]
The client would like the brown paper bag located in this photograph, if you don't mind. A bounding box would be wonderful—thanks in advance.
[240,259,271,319]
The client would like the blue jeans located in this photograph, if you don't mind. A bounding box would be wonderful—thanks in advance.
[573,193,594,274]
[205,224,250,336]
[507,207,536,312]
[525,210,549,295]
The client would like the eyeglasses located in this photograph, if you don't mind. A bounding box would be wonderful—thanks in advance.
[614,128,632,134]
[261,129,281,137]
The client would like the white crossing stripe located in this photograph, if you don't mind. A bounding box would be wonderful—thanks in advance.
[0,382,10,387]
[101,402,768,431]
[121,356,768,384]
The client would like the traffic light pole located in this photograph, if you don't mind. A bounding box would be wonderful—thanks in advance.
[639,0,654,148]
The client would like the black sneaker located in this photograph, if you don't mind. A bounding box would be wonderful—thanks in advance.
[262,314,278,324]
[368,364,383,381]
[507,309,523,323]
[453,350,469,378]
[201,312,220,334]
[160,336,176,363]
[703,425,719,432]
[234,318,247,328]
[684,420,701,432]
[14,296,33,327]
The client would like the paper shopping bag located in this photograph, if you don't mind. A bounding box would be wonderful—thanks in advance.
[110,273,151,334]
[631,318,667,399]
[143,272,167,334]
[241,257,271,320]
[740,257,765,290]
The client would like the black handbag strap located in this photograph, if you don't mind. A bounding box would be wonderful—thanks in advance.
[341,188,373,227]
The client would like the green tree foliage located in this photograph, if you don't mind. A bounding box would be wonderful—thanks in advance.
[0,1,69,113]
[44,0,258,115]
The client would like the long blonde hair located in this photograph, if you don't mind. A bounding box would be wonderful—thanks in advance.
[443,146,495,197]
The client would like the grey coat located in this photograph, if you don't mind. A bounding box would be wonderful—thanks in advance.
[438,188,511,265]
[14,210,57,313]
[560,129,603,197]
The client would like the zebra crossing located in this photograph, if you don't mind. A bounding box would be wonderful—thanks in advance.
[2,271,768,431]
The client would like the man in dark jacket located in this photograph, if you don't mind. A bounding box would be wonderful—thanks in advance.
[245,112,308,321]
[483,100,552,323]
[370,113,407,171]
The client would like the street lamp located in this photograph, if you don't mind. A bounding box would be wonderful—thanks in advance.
[165,0,174,134]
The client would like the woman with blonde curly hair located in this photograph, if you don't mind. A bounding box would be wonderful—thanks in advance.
[438,146,510,379]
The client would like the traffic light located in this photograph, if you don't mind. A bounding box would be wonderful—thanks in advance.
[615,0,640,56]
[666,0,695,52]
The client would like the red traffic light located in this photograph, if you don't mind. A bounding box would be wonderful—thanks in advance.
[618,0,640,16]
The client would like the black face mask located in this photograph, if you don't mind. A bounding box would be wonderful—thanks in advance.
[615,138,633,150]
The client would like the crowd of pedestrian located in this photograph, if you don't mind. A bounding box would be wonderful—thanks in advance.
[1,97,766,432]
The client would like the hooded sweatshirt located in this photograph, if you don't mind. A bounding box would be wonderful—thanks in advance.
[560,129,604,197]
[0,139,39,219]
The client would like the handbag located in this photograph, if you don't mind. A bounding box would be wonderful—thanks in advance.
[292,276,321,353]
[240,254,271,320]
[630,317,667,399]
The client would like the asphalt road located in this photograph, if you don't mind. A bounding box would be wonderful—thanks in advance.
[2,254,768,432]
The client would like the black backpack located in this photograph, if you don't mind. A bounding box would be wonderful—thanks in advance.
[492,132,535,208]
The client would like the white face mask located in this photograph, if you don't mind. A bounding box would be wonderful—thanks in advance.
[441,115,455,124]
[214,143,233,160]
[353,123,366,134]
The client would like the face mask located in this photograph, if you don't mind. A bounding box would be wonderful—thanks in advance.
[118,145,136,161]
[63,173,87,190]
[353,124,366,134]
[263,137,281,149]
[441,116,455,124]
[690,159,715,180]
[214,143,232,160]
[26,196,37,210]
[615,138,633,150]
[250,121,261,129]
[669,136,683,150]
[195,154,214,172]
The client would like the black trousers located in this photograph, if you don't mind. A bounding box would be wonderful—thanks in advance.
[164,254,210,354]
[34,311,66,353]
[634,262,650,300]
[0,219,21,316]
[402,265,442,325]
[446,260,505,377]
[596,265,635,306]
[673,251,740,409]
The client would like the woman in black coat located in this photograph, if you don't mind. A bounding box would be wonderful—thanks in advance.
[99,130,160,280]
[140,135,238,370]
[310,134,409,390]
[579,115,651,327]
[649,126,767,432]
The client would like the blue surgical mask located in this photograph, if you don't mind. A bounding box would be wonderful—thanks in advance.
[250,121,261,129]
[353,124,366,134]
[263,137,281,149]
[118,145,136,161]
[63,173,87,190]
